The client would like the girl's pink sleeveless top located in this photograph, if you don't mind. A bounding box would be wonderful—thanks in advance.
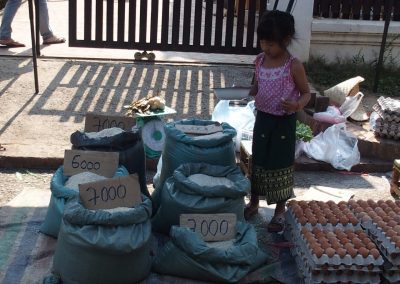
[254,53,300,116]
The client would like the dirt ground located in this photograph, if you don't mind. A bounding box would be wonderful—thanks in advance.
[0,169,393,208]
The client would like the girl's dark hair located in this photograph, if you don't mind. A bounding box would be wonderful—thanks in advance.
[257,10,295,46]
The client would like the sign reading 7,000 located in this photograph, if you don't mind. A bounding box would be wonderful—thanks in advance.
[179,213,237,242]
[84,112,136,132]
[79,174,141,210]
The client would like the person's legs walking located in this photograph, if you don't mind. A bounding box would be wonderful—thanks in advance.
[0,0,23,40]
[38,0,53,40]
[38,0,65,44]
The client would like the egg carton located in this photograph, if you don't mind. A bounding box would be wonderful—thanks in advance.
[367,230,400,266]
[286,207,361,231]
[377,96,400,116]
[291,243,382,273]
[292,247,381,284]
[382,273,400,284]
[382,260,400,283]
[374,129,400,140]
[285,222,384,267]
[382,263,400,284]
[362,221,400,255]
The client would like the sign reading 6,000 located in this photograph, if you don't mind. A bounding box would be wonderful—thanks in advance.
[63,150,119,178]
[71,154,100,170]
[180,213,237,242]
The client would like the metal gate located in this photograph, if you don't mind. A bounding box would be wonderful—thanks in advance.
[69,0,268,55]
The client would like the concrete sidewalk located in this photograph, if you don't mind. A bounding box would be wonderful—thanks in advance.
[0,56,255,169]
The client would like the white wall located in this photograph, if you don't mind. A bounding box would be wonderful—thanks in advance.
[269,0,314,62]
[310,19,400,66]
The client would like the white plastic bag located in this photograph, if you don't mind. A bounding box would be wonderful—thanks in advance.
[212,100,255,151]
[313,92,364,124]
[339,92,364,118]
[313,106,346,124]
[295,140,305,159]
[303,123,360,171]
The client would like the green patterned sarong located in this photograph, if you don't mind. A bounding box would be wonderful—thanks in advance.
[251,111,296,204]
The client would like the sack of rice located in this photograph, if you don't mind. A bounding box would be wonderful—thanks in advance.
[70,127,149,197]
[152,163,250,234]
[153,119,237,205]
[152,222,268,283]
[47,195,152,284]
[40,165,129,237]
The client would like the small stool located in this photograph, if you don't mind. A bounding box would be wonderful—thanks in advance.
[391,160,400,198]
[239,140,252,177]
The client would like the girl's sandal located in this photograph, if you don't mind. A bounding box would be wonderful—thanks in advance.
[244,204,259,220]
[267,215,285,233]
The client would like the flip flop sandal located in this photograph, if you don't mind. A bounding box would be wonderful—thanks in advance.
[43,36,66,45]
[0,39,25,47]
[244,204,259,220]
[267,215,285,233]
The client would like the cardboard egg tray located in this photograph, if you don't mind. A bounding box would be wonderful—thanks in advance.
[292,245,381,284]
[382,268,400,283]
[381,260,400,283]
[285,222,384,268]
[366,229,400,267]
[290,242,382,273]
[286,208,361,235]
[353,214,400,265]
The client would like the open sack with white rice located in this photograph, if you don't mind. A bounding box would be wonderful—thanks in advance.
[152,163,250,234]
[70,127,149,197]
[152,119,237,207]
[40,165,129,238]
[44,195,152,284]
[152,223,269,283]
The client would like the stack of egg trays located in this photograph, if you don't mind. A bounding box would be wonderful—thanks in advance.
[351,209,400,283]
[285,206,385,283]
[285,222,382,283]
[365,223,400,283]
[285,206,361,241]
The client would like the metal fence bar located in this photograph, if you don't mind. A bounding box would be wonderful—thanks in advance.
[193,0,203,47]
[246,0,256,49]
[150,0,159,47]
[214,0,224,48]
[204,0,213,48]
[128,0,137,43]
[235,0,246,50]
[95,0,103,42]
[171,0,181,45]
[182,0,192,47]
[117,0,125,43]
[106,0,114,41]
[139,0,147,44]
[161,0,169,45]
[69,0,77,44]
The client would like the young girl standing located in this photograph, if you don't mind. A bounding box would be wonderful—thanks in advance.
[245,10,311,232]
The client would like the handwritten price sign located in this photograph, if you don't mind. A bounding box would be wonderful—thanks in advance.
[175,124,223,135]
[79,174,141,210]
[84,112,136,132]
[63,150,119,178]
[180,213,237,241]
